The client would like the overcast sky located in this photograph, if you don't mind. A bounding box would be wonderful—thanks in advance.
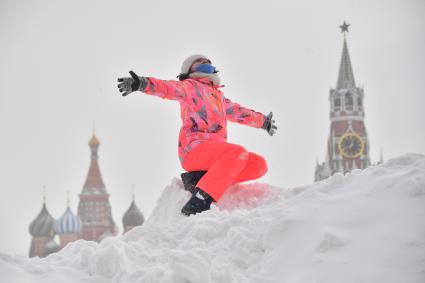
[0,0,424,255]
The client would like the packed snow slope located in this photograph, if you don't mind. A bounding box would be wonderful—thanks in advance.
[1,154,425,283]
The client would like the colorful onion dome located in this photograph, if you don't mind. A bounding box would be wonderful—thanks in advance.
[122,200,144,227]
[29,203,56,237]
[89,134,100,147]
[54,207,82,235]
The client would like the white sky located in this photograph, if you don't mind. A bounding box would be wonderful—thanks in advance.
[0,0,424,255]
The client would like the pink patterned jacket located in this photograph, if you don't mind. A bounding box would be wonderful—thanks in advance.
[143,77,266,163]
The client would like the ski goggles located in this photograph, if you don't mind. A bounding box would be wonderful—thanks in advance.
[195,64,218,74]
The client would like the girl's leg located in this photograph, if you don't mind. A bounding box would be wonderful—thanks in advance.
[183,142,248,201]
[182,142,267,201]
[233,152,268,184]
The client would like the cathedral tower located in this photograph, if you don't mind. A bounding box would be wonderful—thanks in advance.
[315,22,371,181]
[55,193,82,249]
[78,133,117,241]
[29,194,58,257]
[122,191,144,234]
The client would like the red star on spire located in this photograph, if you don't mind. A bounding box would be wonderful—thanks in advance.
[339,21,350,33]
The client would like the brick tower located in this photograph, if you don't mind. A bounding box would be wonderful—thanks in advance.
[78,133,117,241]
[315,22,372,181]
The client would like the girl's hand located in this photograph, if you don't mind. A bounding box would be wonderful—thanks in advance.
[262,112,277,136]
[117,71,147,96]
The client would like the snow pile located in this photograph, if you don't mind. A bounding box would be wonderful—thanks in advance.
[1,153,425,283]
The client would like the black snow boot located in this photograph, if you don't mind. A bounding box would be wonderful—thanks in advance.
[181,187,214,216]
[180,171,207,194]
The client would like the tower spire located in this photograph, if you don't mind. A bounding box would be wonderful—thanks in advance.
[82,133,105,194]
[78,132,116,241]
[315,22,371,182]
[336,21,356,89]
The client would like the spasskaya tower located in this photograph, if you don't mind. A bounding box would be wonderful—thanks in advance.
[315,22,373,181]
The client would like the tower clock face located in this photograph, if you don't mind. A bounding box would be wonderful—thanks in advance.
[338,133,365,158]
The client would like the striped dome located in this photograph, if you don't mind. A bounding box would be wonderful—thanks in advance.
[54,207,82,234]
[29,204,56,237]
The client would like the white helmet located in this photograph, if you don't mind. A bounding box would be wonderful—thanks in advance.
[180,54,211,75]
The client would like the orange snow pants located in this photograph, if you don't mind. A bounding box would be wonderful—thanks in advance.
[181,142,268,201]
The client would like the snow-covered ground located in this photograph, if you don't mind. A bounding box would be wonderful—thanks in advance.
[1,153,425,283]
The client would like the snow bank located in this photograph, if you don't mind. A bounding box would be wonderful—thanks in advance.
[1,153,425,283]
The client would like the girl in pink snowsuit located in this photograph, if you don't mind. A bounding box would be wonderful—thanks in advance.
[118,55,277,216]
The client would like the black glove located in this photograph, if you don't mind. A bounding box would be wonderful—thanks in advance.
[262,112,277,136]
[117,71,147,96]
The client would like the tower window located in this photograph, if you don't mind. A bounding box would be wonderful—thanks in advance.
[345,92,353,109]
[357,97,362,109]
[334,97,341,110]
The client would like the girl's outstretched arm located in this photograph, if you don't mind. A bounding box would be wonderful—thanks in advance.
[143,77,187,102]
[118,71,187,102]
[224,97,265,128]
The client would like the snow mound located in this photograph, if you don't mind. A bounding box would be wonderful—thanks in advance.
[1,153,425,283]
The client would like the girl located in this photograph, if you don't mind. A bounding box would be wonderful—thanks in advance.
[117,55,277,216]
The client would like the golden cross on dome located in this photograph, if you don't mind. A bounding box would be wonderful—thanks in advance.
[43,185,46,204]
[93,120,96,135]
